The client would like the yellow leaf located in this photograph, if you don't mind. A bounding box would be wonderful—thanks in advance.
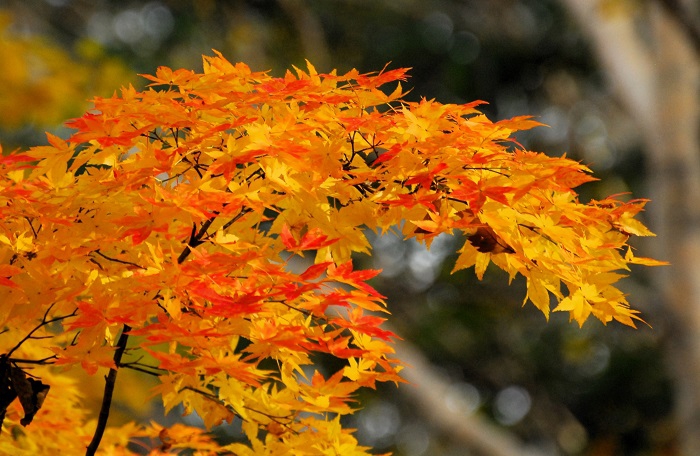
[614,216,655,236]
[625,247,669,266]
[475,252,490,280]
[452,242,477,273]
[525,273,550,319]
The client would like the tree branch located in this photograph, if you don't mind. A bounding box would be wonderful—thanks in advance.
[6,304,77,358]
[92,249,145,270]
[394,337,548,456]
[560,0,656,131]
[656,0,700,55]
[560,1,700,452]
[85,324,131,456]
[177,218,216,264]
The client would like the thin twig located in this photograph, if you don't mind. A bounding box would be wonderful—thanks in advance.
[6,304,77,358]
[180,385,294,425]
[93,249,146,270]
[120,361,166,377]
[8,355,58,365]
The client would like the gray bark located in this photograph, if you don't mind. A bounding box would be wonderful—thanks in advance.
[396,338,549,456]
[560,1,700,453]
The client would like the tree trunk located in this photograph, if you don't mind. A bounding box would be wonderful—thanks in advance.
[395,338,548,456]
[560,1,700,453]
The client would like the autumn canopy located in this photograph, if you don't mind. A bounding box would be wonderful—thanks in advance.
[0,52,662,454]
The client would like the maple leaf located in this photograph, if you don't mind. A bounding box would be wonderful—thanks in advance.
[52,339,117,375]
[280,224,339,252]
[66,112,146,147]
[0,51,664,455]
[468,226,515,254]
[330,307,395,341]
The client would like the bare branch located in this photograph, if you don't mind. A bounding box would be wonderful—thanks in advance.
[85,324,131,456]
[395,336,548,456]
[92,249,145,270]
[656,0,700,54]
[6,304,78,358]
[8,355,58,365]
[177,218,216,264]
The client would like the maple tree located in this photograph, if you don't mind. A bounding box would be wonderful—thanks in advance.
[0,52,664,455]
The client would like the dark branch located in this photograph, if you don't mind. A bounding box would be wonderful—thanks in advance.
[177,218,216,264]
[93,249,146,270]
[180,385,294,425]
[6,304,78,358]
[24,217,40,238]
[657,0,700,55]
[8,355,58,365]
[120,361,166,377]
[206,207,252,239]
[85,324,131,456]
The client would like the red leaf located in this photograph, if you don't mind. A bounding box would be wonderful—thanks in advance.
[0,153,34,166]
[298,228,338,251]
[280,224,298,250]
[371,143,403,166]
[300,262,332,281]
[0,277,20,289]
[281,225,338,252]
[122,226,153,245]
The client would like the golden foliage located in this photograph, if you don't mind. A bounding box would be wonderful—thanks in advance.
[0,52,663,454]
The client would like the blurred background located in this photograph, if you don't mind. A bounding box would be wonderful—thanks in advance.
[1,1,698,455]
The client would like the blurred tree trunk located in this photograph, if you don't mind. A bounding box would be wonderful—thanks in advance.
[395,337,548,456]
[560,1,700,453]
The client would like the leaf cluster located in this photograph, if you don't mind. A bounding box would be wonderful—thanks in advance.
[0,52,663,454]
